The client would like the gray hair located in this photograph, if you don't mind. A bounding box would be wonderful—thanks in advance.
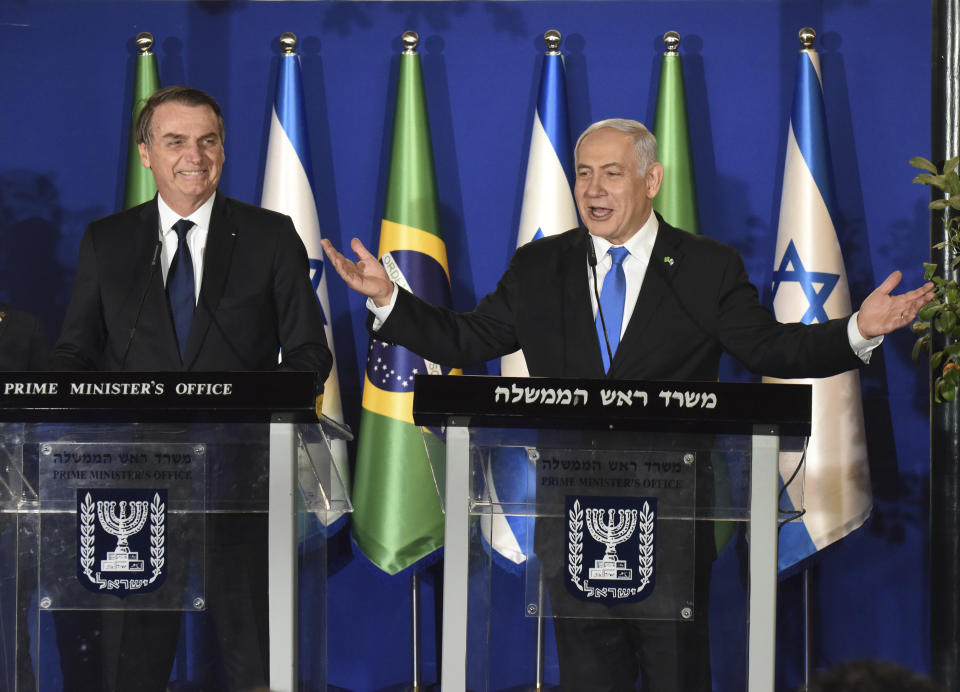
[574,119,658,176]
[136,85,225,148]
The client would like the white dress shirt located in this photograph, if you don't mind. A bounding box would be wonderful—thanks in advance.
[157,192,215,303]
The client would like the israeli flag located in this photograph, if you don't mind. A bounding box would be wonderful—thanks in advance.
[765,42,871,573]
[261,43,349,529]
[490,38,579,569]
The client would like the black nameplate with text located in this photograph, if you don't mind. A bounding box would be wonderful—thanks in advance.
[412,375,811,435]
[0,371,321,423]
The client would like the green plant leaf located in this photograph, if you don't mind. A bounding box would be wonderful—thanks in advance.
[913,334,931,361]
[930,199,951,210]
[946,155,960,174]
[925,263,940,279]
[913,173,944,186]
[918,302,942,320]
[942,384,957,402]
[932,351,945,370]
[912,320,931,334]
[937,310,959,333]
[945,342,960,357]
[910,156,938,173]
[947,171,960,195]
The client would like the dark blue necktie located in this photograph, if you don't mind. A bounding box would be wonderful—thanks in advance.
[167,219,196,357]
[595,246,629,373]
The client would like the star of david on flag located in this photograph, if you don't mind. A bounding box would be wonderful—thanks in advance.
[771,240,840,324]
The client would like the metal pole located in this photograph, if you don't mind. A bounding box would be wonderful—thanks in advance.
[412,571,421,691]
[747,426,780,692]
[535,575,545,691]
[931,2,960,689]
[801,567,813,691]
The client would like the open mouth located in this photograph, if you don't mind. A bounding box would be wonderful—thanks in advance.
[589,206,613,220]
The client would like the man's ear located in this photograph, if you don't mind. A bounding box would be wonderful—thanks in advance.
[138,142,151,169]
[646,162,664,199]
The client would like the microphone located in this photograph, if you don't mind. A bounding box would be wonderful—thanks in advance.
[587,237,614,376]
[120,239,162,368]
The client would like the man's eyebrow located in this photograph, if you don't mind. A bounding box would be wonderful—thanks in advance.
[161,132,185,140]
[577,161,623,169]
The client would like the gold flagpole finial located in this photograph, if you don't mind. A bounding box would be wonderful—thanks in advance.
[401,31,419,55]
[799,27,816,50]
[135,32,154,55]
[663,31,680,56]
[544,29,562,55]
[279,32,297,55]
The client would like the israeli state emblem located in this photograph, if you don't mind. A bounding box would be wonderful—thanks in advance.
[565,495,656,605]
[77,488,166,597]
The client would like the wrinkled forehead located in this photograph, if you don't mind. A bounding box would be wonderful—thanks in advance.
[575,128,637,169]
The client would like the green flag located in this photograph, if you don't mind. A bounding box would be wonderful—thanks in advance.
[653,33,735,552]
[123,32,160,209]
[652,32,700,235]
[352,32,459,575]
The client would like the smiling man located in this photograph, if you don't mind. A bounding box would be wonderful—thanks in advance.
[51,86,330,691]
[323,117,932,691]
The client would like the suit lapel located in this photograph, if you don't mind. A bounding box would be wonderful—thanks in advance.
[561,229,606,377]
[183,194,237,367]
[612,219,685,374]
[135,200,182,362]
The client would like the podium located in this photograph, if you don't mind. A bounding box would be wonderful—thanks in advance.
[0,371,352,692]
[412,375,811,692]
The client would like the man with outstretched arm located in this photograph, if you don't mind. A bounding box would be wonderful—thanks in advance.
[324,118,932,691]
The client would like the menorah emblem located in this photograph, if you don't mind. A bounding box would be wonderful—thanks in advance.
[585,507,638,580]
[97,499,149,572]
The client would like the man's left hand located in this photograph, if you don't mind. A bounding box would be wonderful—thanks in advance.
[857,270,936,338]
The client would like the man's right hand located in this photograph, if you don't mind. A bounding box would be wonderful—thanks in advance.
[321,238,394,307]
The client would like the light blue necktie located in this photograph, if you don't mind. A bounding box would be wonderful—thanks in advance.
[166,219,196,358]
[595,246,629,373]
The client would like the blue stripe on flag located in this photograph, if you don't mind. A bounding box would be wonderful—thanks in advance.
[537,54,573,183]
[275,55,315,185]
[791,52,837,224]
[777,479,817,575]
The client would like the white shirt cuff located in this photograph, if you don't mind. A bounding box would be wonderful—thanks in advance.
[848,312,882,363]
[367,283,399,331]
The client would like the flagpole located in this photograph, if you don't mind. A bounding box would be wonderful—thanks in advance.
[930,1,960,688]
[802,567,813,691]
[411,571,422,690]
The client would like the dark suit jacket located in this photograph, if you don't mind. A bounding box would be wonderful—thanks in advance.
[52,193,331,376]
[374,215,863,381]
[0,303,48,371]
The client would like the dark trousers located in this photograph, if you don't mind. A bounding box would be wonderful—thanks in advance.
[54,513,268,692]
[546,498,717,691]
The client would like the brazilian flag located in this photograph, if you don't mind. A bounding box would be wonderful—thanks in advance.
[652,32,700,236]
[123,32,160,209]
[352,33,460,575]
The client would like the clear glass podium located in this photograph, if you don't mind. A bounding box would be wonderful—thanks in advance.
[413,375,811,692]
[0,371,352,692]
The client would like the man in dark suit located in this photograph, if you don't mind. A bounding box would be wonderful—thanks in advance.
[51,86,331,691]
[322,119,932,690]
